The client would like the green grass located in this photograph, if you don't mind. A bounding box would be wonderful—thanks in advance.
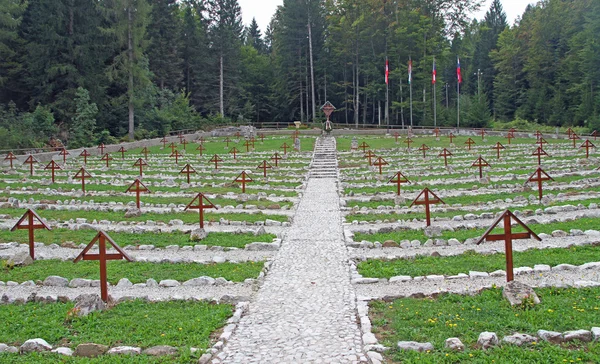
[0,299,232,361]
[0,228,276,249]
[357,245,600,278]
[370,287,600,363]
[0,259,264,283]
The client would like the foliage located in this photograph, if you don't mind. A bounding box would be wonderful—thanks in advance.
[69,87,98,148]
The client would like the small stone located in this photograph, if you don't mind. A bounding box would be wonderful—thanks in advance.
[551,230,568,238]
[382,240,398,248]
[7,251,33,267]
[116,278,133,288]
[74,343,109,357]
[159,279,180,287]
[43,276,69,287]
[124,208,141,218]
[469,271,489,279]
[69,278,92,288]
[74,294,106,317]
[477,332,498,349]
[20,338,52,353]
[107,346,141,355]
[396,341,434,352]
[591,327,600,341]
[389,276,412,283]
[51,347,74,356]
[502,281,540,306]
[142,345,179,356]
[444,337,465,351]
[537,330,563,344]
[183,277,216,286]
[503,333,538,346]
[563,330,593,343]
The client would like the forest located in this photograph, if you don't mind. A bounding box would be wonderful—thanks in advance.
[0,0,599,149]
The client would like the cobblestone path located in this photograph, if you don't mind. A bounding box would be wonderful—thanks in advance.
[219,136,367,363]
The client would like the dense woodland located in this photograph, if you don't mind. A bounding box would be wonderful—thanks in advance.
[0,0,599,149]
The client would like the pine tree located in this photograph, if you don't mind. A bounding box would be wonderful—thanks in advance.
[147,0,183,90]
[0,0,27,105]
[246,18,264,53]
[69,87,98,148]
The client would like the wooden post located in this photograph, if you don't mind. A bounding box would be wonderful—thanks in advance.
[271,152,282,167]
[181,139,188,151]
[580,140,595,158]
[433,128,440,138]
[465,138,475,151]
[98,143,106,154]
[125,178,150,209]
[180,163,196,184]
[418,144,429,158]
[229,147,240,160]
[591,130,598,141]
[507,132,514,145]
[170,150,183,164]
[73,167,92,194]
[536,137,548,148]
[117,146,127,160]
[566,127,574,139]
[4,152,16,169]
[79,149,91,165]
[388,171,410,196]
[209,154,223,170]
[160,137,168,148]
[224,137,231,147]
[73,231,132,302]
[168,142,177,154]
[492,142,506,159]
[476,210,541,282]
[448,132,455,144]
[257,160,272,178]
[244,139,252,152]
[527,167,554,200]
[364,150,376,166]
[44,160,62,183]
[59,148,69,164]
[438,148,453,167]
[141,147,150,160]
[11,209,51,259]
[404,137,413,150]
[358,142,370,153]
[23,155,38,176]
[472,156,490,179]
[410,188,445,227]
[133,158,148,177]
[234,171,253,193]
[259,133,265,143]
[570,132,580,148]
[393,132,400,143]
[185,193,217,229]
[534,130,543,140]
[196,143,206,156]
[372,156,388,174]
[100,153,112,168]
[280,143,290,155]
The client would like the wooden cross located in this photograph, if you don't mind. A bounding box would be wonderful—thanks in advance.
[394,131,400,143]
[181,139,188,150]
[404,137,413,149]
[197,136,206,144]
[448,132,455,144]
[257,160,272,178]
[271,152,282,167]
[73,167,92,194]
[372,156,388,174]
[196,143,206,156]
[224,137,231,147]
[534,130,543,140]
[168,142,178,154]
[280,142,290,155]
[74,231,132,302]
[418,144,430,158]
[58,148,70,164]
[100,153,113,168]
[116,146,127,160]
[180,163,196,183]
[23,155,38,176]
[507,131,514,145]
[185,193,217,229]
[480,128,486,140]
[244,139,252,152]
[527,167,554,200]
[492,142,506,159]
[209,154,223,170]
[229,147,240,160]
[580,140,596,158]
[44,160,62,183]
[465,137,475,151]
[170,150,183,164]
[388,171,410,196]
[98,143,106,154]
[532,147,549,165]
[434,128,440,138]
[4,152,16,169]
[410,188,445,227]
[438,148,453,167]
[536,137,548,148]
[250,137,256,149]
[566,127,574,139]
[293,129,300,141]
[472,156,490,179]
[125,178,150,209]
[235,131,241,138]
[160,136,168,148]
[133,158,148,177]
[178,132,185,143]
[364,150,377,166]
[141,147,150,159]
[259,133,265,143]
[591,130,598,141]
[79,149,91,165]
[476,210,541,282]
[234,171,253,193]
[11,209,51,260]
[358,142,370,153]
[570,132,581,148]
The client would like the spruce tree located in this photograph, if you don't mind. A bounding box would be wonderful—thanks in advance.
[147,0,183,90]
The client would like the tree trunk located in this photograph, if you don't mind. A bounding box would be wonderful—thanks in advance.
[127,5,135,141]
[219,54,224,117]
[307,11,316,123]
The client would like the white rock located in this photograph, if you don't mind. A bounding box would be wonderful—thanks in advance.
[444,337,465,351]
[363,333,378,345]
[552,264,577,271]
[592,327,600,341]
[477,332,498,349]
[574,281,600,288]
[159,279,180,287]
[533,264,551,272]
[469,271,489,279]
[43,276,69,287]
[563,330,593,342]
[20,338,52,353]
[52,347,74,356]
[183,277,216,286]
[502,333,538,346]
[116,278,133,288]
[389,276,412,283]
[107,346,141,355]
[426,275,444,281]
[397,341,434,352]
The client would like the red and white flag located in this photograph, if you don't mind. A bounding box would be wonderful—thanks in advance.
[457,57,462,84]
[408,58,412,85]
[385,59,389,85]
[432,58,437,84]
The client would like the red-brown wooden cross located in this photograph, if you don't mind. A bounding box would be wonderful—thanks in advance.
[527,167,554,200]
[11,209,51,260]
[472,156,490,179]
[364,150,377,166]
[209,154,223,170]
[570,132,581,148]
[235,131,241,138]
[388,171,410,196]
[168,142,178,154]
[196,143,206,156]
[180,163,196,183]
[197,136,206,144]
[100,153,112,168]
[448,132,455,144]
[250,137,256,149]
[404,137,413,149]
[73,167,92,194]
[125,178,150,209]
[271,152,282,167]
[117,146,127,160]
[465,138,476,151]
[234,171,253,193]
[418,144,430,158]
[244,139,252,152]
[141,147,150,160]
[372,156,388,174]
[259,133,265,143]
[358,142,370,153]
[536,137,548,148]
[185,193,217,229]
[44,160,62,183]
[434,128,440,138]
[4,152,16,169]
[492,142,506,159]
[507,131,514,145]
[160,136,168,148]
[133,158,148,177]
[170,150,183,164]
[224,137,231,147]
[23,155,38,176]
[257,160,272,178]
[534,130,543,140]
[480,128,486,140]
[591,130,598,141]
[229,147,240,160]
[394,131,400,143]
[580,139,596,158]
[293,129,300,141]
[74,231,132,302]
[181,139,188,150]
[438,148,453,167]
[59,148,70,164]
[532,147,549,165]
[476,210,541,282]
[79,149,91,165]
[280,142,290,155]
[98,143,106,154]
[410,188,446,227]
[178,132,185,143]
[566,127,574,139]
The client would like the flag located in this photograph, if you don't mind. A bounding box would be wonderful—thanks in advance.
[432,58,436,84]
[457,57,462,84]
[408,58,412,85]
[385,59,389,85]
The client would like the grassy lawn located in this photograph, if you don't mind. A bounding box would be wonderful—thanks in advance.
[357,245,600,278]
[0,228,276,249]
[0,259,264,283]
[0,299,231,362]
[370,287,600,363]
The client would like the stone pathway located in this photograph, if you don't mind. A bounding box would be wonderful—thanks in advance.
[219,136,367,363]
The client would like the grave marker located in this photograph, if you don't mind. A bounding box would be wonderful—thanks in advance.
[168,142,178,154]
[418,144,429,158]
[181,139,188,150]
[527,167,554,200]
[566,127,574,139]
[410,188,445,227]
[141,147,150,159]
[98,143,106,154]
[465,137,475,151]
[125,178,150,209]
[73,167,92,194]
[196,143,206,156]
[11,209,51,260]
[100,153,112,168]
[79,149,91,165]
[492,142,506,159]
[480,128,486,140]
[580,139,595,158]
[74,231,132,302]
[364,150,376,166]
[536,137,548,148]
[160,136,168,148]
[44,160,62,183]
[389,171,410,196]
[185,193,217,229]
[477,210,541,282]
[280,142,290,155]
[507,131,514,145]
[372,156,388,174]
[170,150,183,164]
[472,156,490,179]
[438,148,453,167]
[234,171,253,193]
[257,160,272,178]
[394,131,400,143]
[259,133,265,143]
[591,130,598,141]
[4,152,16,169]
[117,146,127,160]
[404,137,413,149]
[229,147,240,160]
[209,154,223,170]
[448,132,455,144]
[534,130,543,140]
[178,133,185,143]
[23,155,38,176]
[433,128,440,138]
[244,139,252,152]
[532,147,549,165]
[58,148,69,164]
[180,163,196,183]
[271,152,282,167]
[133,158,148,177]
[570,132,580,148]
[358,142,370,153]
[224,137,231,147]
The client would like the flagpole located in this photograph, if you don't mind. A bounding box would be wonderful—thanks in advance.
[409,57,413,127]
[457,82,460,129]
[386,57,389,128]
[433,57,437,128]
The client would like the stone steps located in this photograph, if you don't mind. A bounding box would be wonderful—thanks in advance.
[309,137,338,179]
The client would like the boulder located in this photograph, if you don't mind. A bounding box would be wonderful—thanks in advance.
[19,338,52,353]
[444,337,465,351]
[502,333,538,346]
[190,228,208,242]
[592,327,600,341]
[7,251,33,267]
[502,281,540,306]
[74,294,106,317]
[537,330,563,344]
[69,278,92,288]
[43,276,69,287]
[142,345,179,356]
[397,341,434,352]
[74,343,109,357]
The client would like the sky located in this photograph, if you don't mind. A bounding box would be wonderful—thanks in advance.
[237,0,538,32]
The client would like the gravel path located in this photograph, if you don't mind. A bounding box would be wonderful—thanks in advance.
[219,137,367,363]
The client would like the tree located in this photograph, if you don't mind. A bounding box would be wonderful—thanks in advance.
[246,18,264,53]
[0,0,27,105]
[69,87,98,148]
[147,0,183,90]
